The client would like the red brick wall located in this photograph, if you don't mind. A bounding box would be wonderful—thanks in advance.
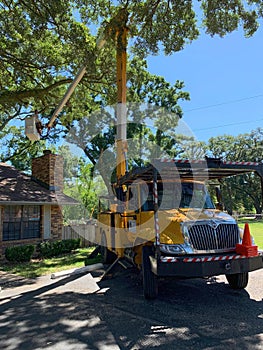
[51,205,63,240]
[32,151,64,191]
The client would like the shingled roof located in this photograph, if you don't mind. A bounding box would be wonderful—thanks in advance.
[0,162,79,205]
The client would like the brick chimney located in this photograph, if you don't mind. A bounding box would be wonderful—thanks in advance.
[31,150,64,191]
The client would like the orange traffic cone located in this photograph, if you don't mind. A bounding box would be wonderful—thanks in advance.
[236,223,258,257]
[242,223,252,246]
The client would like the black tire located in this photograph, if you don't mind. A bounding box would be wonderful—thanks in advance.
[142,245,158,299]
[100,232,116,264]
[226,272,249,289]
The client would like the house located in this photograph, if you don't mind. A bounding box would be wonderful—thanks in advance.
[0,150,79,257]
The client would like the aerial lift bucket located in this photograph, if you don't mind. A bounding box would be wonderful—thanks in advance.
[25,115,40,141]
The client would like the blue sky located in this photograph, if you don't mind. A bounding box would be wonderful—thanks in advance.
[146,27,263,142]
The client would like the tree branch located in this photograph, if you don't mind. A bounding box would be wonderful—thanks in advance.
[1,140,32,163]
[0,78,72,104]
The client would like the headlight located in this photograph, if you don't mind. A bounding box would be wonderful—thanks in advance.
[180,222,190,244]
[160,244,191,255]
[159,223,194,255]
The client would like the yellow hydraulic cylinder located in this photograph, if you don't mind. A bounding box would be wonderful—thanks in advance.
[116,27,128,180]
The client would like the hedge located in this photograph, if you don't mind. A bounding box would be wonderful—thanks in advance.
[5,245,35,262]
[38,238,81,258]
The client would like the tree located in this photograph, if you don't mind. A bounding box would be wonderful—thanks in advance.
[1,1,263,170]
[46,145,98,220]
[66,65,190,183]
[0,125,47,171]
[77,162,106,217]
[208,128,263,214]
[78,1,262,54]
[1,1,263,129]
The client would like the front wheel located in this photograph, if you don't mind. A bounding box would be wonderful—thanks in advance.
[100,232,116,264]
[226,272,249,289]
[142,245,158,299]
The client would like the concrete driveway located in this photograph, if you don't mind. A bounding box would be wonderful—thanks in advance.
[0,265,262,350]
[0,265,102,300]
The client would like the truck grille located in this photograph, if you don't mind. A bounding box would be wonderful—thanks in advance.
[188,223,239,251]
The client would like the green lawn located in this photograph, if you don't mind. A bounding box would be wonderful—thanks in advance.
[0,247,101,279]
[238,219,263,249]
[1,222,262,279]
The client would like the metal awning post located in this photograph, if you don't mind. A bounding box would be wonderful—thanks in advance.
[153,166,160,249]
[259,163,263,214]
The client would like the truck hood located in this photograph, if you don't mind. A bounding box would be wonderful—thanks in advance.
[158,208,237,245]
[159,208,236,224]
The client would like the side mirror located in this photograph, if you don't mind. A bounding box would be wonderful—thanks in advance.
[216,202,223,211]
[215,187,222,203]
[215,187,223,211]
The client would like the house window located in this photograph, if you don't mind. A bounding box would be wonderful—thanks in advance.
[3,205,41,241]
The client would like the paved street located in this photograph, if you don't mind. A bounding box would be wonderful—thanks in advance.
[0,265,262,350]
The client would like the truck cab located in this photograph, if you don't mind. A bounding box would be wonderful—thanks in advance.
[96,158,263,299]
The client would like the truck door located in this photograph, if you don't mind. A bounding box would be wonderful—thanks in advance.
[128,181,155,243]
[126,184,140,241]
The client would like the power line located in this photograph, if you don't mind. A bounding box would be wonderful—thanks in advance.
[185,94,263,113]
[194,117,263,132]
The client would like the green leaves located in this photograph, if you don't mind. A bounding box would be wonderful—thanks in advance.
[201,0,260,37]
[130,0,199,56]
[208,128,263,214]
[208,128,263,162]
[1,0,263,172]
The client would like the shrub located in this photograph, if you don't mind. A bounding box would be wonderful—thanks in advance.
[38,239,81,258]
[5,245,35,263]
[62,238,81,253]
[38,240,61,258]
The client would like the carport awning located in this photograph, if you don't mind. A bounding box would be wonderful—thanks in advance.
[118,158,263,183]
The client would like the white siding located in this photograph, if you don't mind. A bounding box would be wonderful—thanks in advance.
[43,205,51,239]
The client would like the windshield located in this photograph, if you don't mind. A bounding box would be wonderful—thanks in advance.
[179,183,214,209]
[140,182,215,211]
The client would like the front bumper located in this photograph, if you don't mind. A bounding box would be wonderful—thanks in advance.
[150,252,263,278]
